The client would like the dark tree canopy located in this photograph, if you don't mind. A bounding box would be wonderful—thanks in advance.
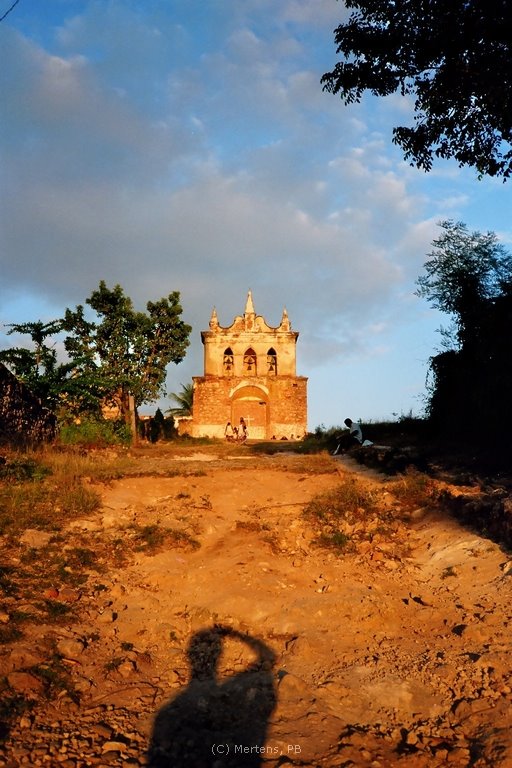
[417,221,512,442]
[322,0,512,178]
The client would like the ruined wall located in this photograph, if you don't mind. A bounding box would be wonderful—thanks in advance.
[0,364,57,447]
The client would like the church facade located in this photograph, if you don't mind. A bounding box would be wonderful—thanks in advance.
[189,292,307,440]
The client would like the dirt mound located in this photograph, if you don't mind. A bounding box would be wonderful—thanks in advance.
[1,447,511,767]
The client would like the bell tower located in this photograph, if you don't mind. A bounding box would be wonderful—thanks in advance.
[190,292,308,440]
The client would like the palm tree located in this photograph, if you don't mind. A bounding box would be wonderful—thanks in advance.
[167,382,193,417]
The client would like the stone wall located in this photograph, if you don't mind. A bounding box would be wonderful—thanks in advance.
[191,375,307,440]
[0,364,57,447]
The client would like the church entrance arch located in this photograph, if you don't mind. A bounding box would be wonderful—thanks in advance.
[230,385,269,440]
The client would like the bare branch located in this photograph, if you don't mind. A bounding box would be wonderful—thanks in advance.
[0,0,21,22]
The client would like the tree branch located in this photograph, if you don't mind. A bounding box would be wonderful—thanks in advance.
[0,0,21,22]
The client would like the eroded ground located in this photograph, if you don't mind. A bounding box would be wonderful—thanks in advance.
[1,447,512,767]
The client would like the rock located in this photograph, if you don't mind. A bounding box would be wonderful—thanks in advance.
[19,529,52,549]
[97,610,117,624]
[43,587,60,600]
[56,638,85,660]
[18,715,32,729]
[90,724,113,739]
[8,646,45,671]
[277,672,311,698]
[117,661,136,679]
[58,587,81,603]
[7,671,44,695]
[101,741,128,753]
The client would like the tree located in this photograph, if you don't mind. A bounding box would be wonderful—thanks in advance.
[62,282,192,421]
[416,221,512,441]
[167,382,194,417]
[0,320,72,410]
[416,220,512,348]
[322,1,512,178]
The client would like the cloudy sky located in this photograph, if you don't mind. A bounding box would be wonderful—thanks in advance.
[1,0,511,429]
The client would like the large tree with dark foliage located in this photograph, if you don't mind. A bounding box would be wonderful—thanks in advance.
[322,1,512,178]
[417,221,512,442]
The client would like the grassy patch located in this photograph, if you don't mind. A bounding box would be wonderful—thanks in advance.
[304,477,391,553]
[0,452,102,537]
[389,468,439,509]
[39,600,75,623]
[129,523,200,554]
[0,625,23,645]
[31,658,79,703]
[58,418,131,448]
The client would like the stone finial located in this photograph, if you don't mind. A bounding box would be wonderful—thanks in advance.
[244,290,255,316]
[209,307,219,330]
[280,307,291,331]
[244,290,256,330]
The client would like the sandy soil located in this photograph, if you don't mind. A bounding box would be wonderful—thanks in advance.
[1,447,512,767]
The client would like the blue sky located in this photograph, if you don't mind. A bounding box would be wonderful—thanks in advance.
[1,0,511,429]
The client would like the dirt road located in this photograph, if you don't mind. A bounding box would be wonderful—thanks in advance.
[1,448,512,767]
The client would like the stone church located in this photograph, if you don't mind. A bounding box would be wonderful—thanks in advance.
[189,292,307,440]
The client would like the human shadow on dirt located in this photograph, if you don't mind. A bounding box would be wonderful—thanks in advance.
[147,625,277,767]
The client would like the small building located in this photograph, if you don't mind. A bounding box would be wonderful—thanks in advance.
[190,292,307,440]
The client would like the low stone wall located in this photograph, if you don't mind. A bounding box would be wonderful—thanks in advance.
[0,364,56,447]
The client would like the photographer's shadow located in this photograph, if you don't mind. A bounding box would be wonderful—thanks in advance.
[148,625,277,767]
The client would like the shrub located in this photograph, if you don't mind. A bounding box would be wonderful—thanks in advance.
[304,477,381,552]
[58,418,131,448]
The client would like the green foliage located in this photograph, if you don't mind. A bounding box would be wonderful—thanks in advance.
[58,417,131,447]
[167,381,194,417]
[0,320,72,410]
[322,2,512,178]
[62,281,192,419]
[0,457,51,483]
[416,221,512,348]
[0,282,191,421]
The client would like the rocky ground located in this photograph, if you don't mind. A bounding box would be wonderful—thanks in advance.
[1,445,512,767]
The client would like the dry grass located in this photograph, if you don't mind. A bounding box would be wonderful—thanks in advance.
[0,452,103,536]
[388,468,440,509]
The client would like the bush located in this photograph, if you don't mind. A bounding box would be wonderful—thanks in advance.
[58,418,132,447]
[304,477,381,552]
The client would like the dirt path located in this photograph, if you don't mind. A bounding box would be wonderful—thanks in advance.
[2,449,512,767]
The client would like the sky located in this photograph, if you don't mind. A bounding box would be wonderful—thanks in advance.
[1,0,511,430]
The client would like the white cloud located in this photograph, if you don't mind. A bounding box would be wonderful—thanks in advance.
[2,0,511,424]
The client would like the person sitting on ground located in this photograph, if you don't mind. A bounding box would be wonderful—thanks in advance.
[333,418,364,455]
